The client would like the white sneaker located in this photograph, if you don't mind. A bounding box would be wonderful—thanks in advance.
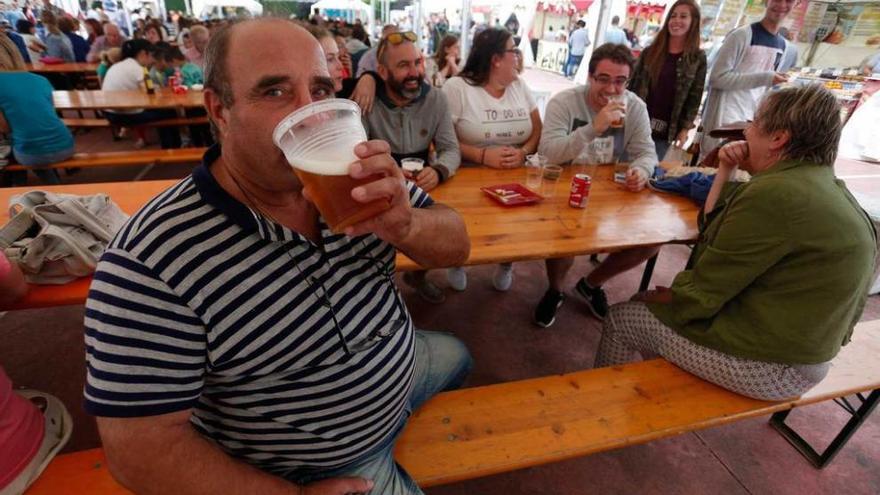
[447,267,467,291]
[493,264,514,291]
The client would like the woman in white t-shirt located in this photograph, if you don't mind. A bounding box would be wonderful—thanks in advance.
[102,39,181,149]
[442,28,542,293]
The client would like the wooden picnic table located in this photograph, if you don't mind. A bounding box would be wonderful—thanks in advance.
[27,62,99,74]
[0,166,700,311]
[53,89,206,111]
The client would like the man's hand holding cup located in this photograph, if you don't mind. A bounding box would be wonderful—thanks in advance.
[593,97,626,135]
[346,141,415,243]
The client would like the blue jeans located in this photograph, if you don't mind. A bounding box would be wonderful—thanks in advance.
[564,54,584,77]
[12,147,74,185]
[288,330,472,494]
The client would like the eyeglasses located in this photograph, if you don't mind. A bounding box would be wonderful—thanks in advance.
[377,31,418,61]
[300,246,408,358]
[505,48,522,57]
[592,75,629,87]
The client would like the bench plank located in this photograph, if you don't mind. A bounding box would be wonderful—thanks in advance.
[25,320,880,493]
[3,148,206,172]
[60,118,110,128]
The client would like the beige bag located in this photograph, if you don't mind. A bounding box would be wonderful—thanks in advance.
[0,191,128,284]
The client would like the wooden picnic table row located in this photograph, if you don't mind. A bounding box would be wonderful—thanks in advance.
[27,62,100,74]
[0,165,700,311]
[53,89,205,111]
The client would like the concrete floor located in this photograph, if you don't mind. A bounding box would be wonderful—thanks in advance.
[2,69,879,494]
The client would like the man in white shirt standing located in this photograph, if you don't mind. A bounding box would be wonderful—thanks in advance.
[604,16,630,47]
[565,20,590,78]
[699,0,795,156]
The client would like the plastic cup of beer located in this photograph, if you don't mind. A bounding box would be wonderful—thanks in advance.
[273,99,390,233]
[525,153,546,190]
[401,157,424,177]
[608,94,626,128]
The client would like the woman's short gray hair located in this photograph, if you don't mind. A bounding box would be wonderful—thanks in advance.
[755,84,842,165]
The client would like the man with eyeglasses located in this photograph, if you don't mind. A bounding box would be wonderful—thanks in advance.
[82,19,472,495]
[533,43,658,329]
[362,31,460,304]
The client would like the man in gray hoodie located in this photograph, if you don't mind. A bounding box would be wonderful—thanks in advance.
[534,43,658,328]
[363,33,461,303]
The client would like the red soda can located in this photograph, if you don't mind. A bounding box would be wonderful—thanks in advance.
[569,174,591,208]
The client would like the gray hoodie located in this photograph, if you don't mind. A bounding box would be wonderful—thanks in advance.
[538,84,657,179]
[362,81,461,182]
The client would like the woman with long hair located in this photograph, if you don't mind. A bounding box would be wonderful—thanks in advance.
[628,0,706,158]
[39,11,74,62]
[442,28,542,292]
[83,18,104,45]
[425,34,460,87]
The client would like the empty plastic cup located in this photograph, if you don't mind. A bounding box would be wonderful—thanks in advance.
[273,99,390,233]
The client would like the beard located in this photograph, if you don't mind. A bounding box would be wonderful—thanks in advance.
[388,75,422,100]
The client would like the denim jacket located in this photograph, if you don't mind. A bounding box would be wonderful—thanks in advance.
[628,49,707,143]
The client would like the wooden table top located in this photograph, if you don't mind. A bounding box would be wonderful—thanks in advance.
[27,62,99,73]
[53,89,206,110]
[0,166,699,310]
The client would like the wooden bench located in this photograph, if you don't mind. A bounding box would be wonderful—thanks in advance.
[61,117,209,129]
[3,148,206,172]
[24,320,880,494]
[60,118,111,129]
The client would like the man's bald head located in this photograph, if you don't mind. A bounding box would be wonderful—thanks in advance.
[204,19,326,135]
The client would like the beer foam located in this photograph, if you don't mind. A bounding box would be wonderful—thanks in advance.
[289,151,356,176]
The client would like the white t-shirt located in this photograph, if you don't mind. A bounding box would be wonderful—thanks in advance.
[442,76,537,148]
[101,58,146,114]
[102,57,145,91]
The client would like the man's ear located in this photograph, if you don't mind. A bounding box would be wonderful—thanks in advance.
[377,64,390,82]
[203,88,228,139]
[769,128,790,153]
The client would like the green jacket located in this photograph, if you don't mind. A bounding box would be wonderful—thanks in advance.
[628,49,707,143]
[649,160,877,364]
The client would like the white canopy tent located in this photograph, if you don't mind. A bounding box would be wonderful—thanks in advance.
[311,0,373,24]
[192,0,264,18]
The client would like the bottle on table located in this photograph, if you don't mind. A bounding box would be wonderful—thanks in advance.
[143,67,155,95]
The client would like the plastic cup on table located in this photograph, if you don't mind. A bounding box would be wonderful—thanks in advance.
[540,164,563,198]
[525,153,547,190]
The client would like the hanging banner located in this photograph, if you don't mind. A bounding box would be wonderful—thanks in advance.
[844,5,880,46]
[781,0,809,41]
[796,1,829,43]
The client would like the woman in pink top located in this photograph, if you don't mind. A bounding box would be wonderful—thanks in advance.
[0,252,72,494]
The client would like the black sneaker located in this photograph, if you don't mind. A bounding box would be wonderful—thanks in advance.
[534,289,566,328]
[575,279,609,319]
[403,272,446,304]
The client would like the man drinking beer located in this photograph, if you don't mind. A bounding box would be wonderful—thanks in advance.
[83,19,472,495]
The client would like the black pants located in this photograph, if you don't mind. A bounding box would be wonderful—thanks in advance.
[105,110,182,149]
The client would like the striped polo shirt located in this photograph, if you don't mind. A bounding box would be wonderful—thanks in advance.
[84,146,434,474]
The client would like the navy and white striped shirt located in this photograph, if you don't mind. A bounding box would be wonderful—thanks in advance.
[84,147,434,473]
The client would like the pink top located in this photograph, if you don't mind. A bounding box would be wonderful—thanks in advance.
[0,367,43,490]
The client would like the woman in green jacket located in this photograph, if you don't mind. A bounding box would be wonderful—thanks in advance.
[594,84,877,401]
[628,0,706,159]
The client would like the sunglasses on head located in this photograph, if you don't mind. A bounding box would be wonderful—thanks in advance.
[378,31,418,59]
